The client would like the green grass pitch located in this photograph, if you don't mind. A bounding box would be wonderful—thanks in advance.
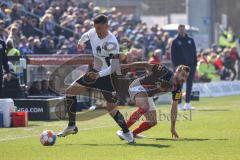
[0,96,240,160]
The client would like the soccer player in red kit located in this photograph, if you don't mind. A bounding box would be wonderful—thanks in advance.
[117,63,190,139]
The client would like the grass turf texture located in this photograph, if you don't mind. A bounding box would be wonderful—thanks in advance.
[0,96,240,160]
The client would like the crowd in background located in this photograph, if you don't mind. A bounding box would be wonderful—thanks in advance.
[196,46,239,82]
[0,0,240,97]
[0,0,171,58]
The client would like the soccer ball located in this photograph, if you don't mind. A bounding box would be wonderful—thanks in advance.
[40,130,56,146]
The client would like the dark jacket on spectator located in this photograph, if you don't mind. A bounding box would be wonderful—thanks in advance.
[171,34,197,67]
[0,39,9,97]
[28,87,42,96]
[22,23,35,38]
[3,72,24,98]
[0,39,9,73]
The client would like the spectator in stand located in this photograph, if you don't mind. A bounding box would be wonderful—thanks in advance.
[41,79,60,96]
[211,43,221,54]
[26,36,34,54]
[33,2,45,17]
[0,20,8,41]
[56,45,68,55]
[162,32,170,55]
[28,80,42,96]
[60,20,74,39]
[7,25,20,47]
[53,6,62,23]
[0,38,11,98]
[197,52,220,82]
[39,36,54,54]
[41,79,51,96]
[74,24,82,40]
[21,16,36,38]
[33,38,42,54]
[164,34,173,57]
[223,48,237,80]
[3,8,11,27]
[30,18,43,37]
[214,54,227,80]
[56,35,65,50]
[10,3,22,22]
[229,47,240,79]
[6,39,20,56]
[3,61,24,98]
[19,36,32,55]
[67,37,77,54]
[148,49,161,65]
[40,13,55,36]
[0,2,8,22]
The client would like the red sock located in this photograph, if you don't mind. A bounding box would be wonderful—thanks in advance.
[133,122,152,137]
[126,107,146,128]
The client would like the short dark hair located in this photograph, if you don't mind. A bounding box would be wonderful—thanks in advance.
[93,14,108,24]
[0,2,7,8]
[178,24,185,29]
[177,65,190,73]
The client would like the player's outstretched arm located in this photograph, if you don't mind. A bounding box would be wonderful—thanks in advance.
[121,62,154,71]
[171,100,179,139]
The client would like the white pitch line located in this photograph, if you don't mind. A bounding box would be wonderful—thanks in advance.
[0,125,114,142]
[0,135,34,142]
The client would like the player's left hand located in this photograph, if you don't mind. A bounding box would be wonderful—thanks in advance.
[87,72,99,80]
[171,128,179,139]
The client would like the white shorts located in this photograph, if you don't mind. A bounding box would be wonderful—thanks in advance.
[146,97,156,111]
[128,81,156,111]
[128,84,147,100]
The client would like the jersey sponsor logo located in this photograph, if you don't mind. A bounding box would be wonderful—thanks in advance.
[102,42,117,52]
[175,92,182,100]
[96,45,107,57]
[96,46,101,54]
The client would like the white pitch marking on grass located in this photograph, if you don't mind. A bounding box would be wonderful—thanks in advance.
[0,124,114,142]
[23,128,34,131]
[0,135,34,142]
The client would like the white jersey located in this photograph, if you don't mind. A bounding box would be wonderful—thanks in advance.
[78,28,120,71]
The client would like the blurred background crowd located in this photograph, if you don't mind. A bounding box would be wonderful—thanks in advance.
[0,0,240,97]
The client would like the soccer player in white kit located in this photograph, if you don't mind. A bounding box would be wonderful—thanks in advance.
[57,15,134,143]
